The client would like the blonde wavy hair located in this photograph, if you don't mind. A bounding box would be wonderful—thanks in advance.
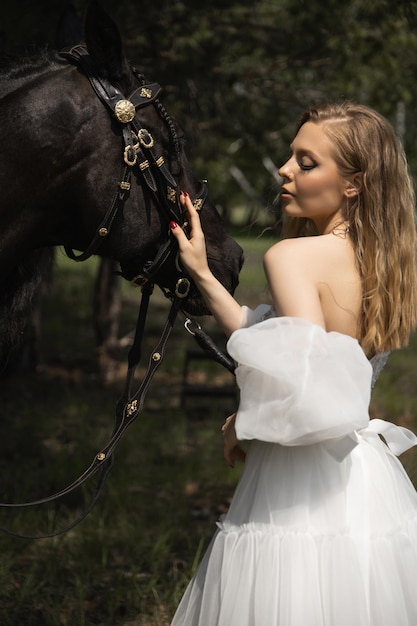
[282,102,417,356]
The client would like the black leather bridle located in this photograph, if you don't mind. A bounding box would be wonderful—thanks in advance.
[60,44,207,292]
[0,44,233,539]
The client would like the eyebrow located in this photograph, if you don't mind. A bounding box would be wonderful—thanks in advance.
[290,144,318,159]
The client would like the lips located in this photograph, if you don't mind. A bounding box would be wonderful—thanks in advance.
[281,187,294,198]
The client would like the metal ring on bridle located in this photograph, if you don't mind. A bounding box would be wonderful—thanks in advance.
[184,318,202,335]
[175,277,191,298]
[138,128,154,148]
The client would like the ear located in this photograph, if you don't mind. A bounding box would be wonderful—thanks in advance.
[55,2,83,49]
[84,0,128,81]
[345,172,363,198]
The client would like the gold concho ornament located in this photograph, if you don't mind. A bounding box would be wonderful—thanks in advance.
[140,87,152,99]
[114,99,136,123]
[167,186,177,203]
[127,400,138,416]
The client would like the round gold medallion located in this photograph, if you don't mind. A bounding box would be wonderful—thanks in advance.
[114,99,136,123]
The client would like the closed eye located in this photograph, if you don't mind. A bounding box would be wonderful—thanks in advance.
[298,160,316,171]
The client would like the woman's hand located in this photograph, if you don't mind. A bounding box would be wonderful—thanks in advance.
[222,412,246,467]
[170,191,245,336]
[169,192,211,281]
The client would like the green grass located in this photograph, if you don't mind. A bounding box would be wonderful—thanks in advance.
[0,235,417,624]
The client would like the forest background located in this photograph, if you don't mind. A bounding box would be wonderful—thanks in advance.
[2,1,417,625]
[2,0,417,224]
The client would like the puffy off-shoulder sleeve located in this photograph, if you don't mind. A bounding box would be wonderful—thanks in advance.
[227,316,372,446]
[240,304,275,327]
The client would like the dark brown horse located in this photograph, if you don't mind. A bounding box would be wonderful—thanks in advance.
[0,1,243,374]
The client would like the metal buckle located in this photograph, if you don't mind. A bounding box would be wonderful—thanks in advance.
[130,273,148,287]
[138,128,154,149]
[175,277,191,298]
[124,145,137,166]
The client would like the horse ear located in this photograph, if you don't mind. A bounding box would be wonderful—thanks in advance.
[84,0,128,80]
[55,2,83,49]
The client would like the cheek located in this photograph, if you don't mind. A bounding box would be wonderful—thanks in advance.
[297,176,327,199]
[298,174,342,201]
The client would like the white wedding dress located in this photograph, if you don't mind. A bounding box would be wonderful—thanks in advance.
[171,308,417,626]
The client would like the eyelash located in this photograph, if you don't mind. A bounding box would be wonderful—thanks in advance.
[285,151,316,171]
[298,161,316,171]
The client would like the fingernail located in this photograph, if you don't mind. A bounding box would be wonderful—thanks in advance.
[170,221,178,229]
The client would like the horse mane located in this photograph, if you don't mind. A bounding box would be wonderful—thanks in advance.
[0,248,54,374]
[0,49,65,97]
[0,251,54,375]
[0,49,61,372]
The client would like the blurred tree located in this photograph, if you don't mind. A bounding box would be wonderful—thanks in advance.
[2,0,417,224]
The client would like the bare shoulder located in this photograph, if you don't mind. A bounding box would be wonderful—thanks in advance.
[263,235,360,334]
[264,234,354,274]
[263,237,325,325]
[265,234,334,255]
[264,235,335,271]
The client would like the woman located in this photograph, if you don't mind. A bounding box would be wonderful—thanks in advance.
[170,102,417,625]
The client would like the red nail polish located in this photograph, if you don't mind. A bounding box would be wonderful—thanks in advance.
[170,221,178,229]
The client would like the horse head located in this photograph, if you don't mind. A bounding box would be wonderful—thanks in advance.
[56,1,243,315]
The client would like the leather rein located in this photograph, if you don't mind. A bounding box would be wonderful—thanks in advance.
[0,45,234,539]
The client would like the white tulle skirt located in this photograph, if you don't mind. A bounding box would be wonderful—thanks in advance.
[171,316,417,625]
[171,428,417,625]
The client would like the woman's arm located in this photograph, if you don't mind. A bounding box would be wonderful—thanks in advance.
[170,193,244,336]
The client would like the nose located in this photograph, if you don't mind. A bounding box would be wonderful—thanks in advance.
[278,155,295,180]
[278,156,294,181]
